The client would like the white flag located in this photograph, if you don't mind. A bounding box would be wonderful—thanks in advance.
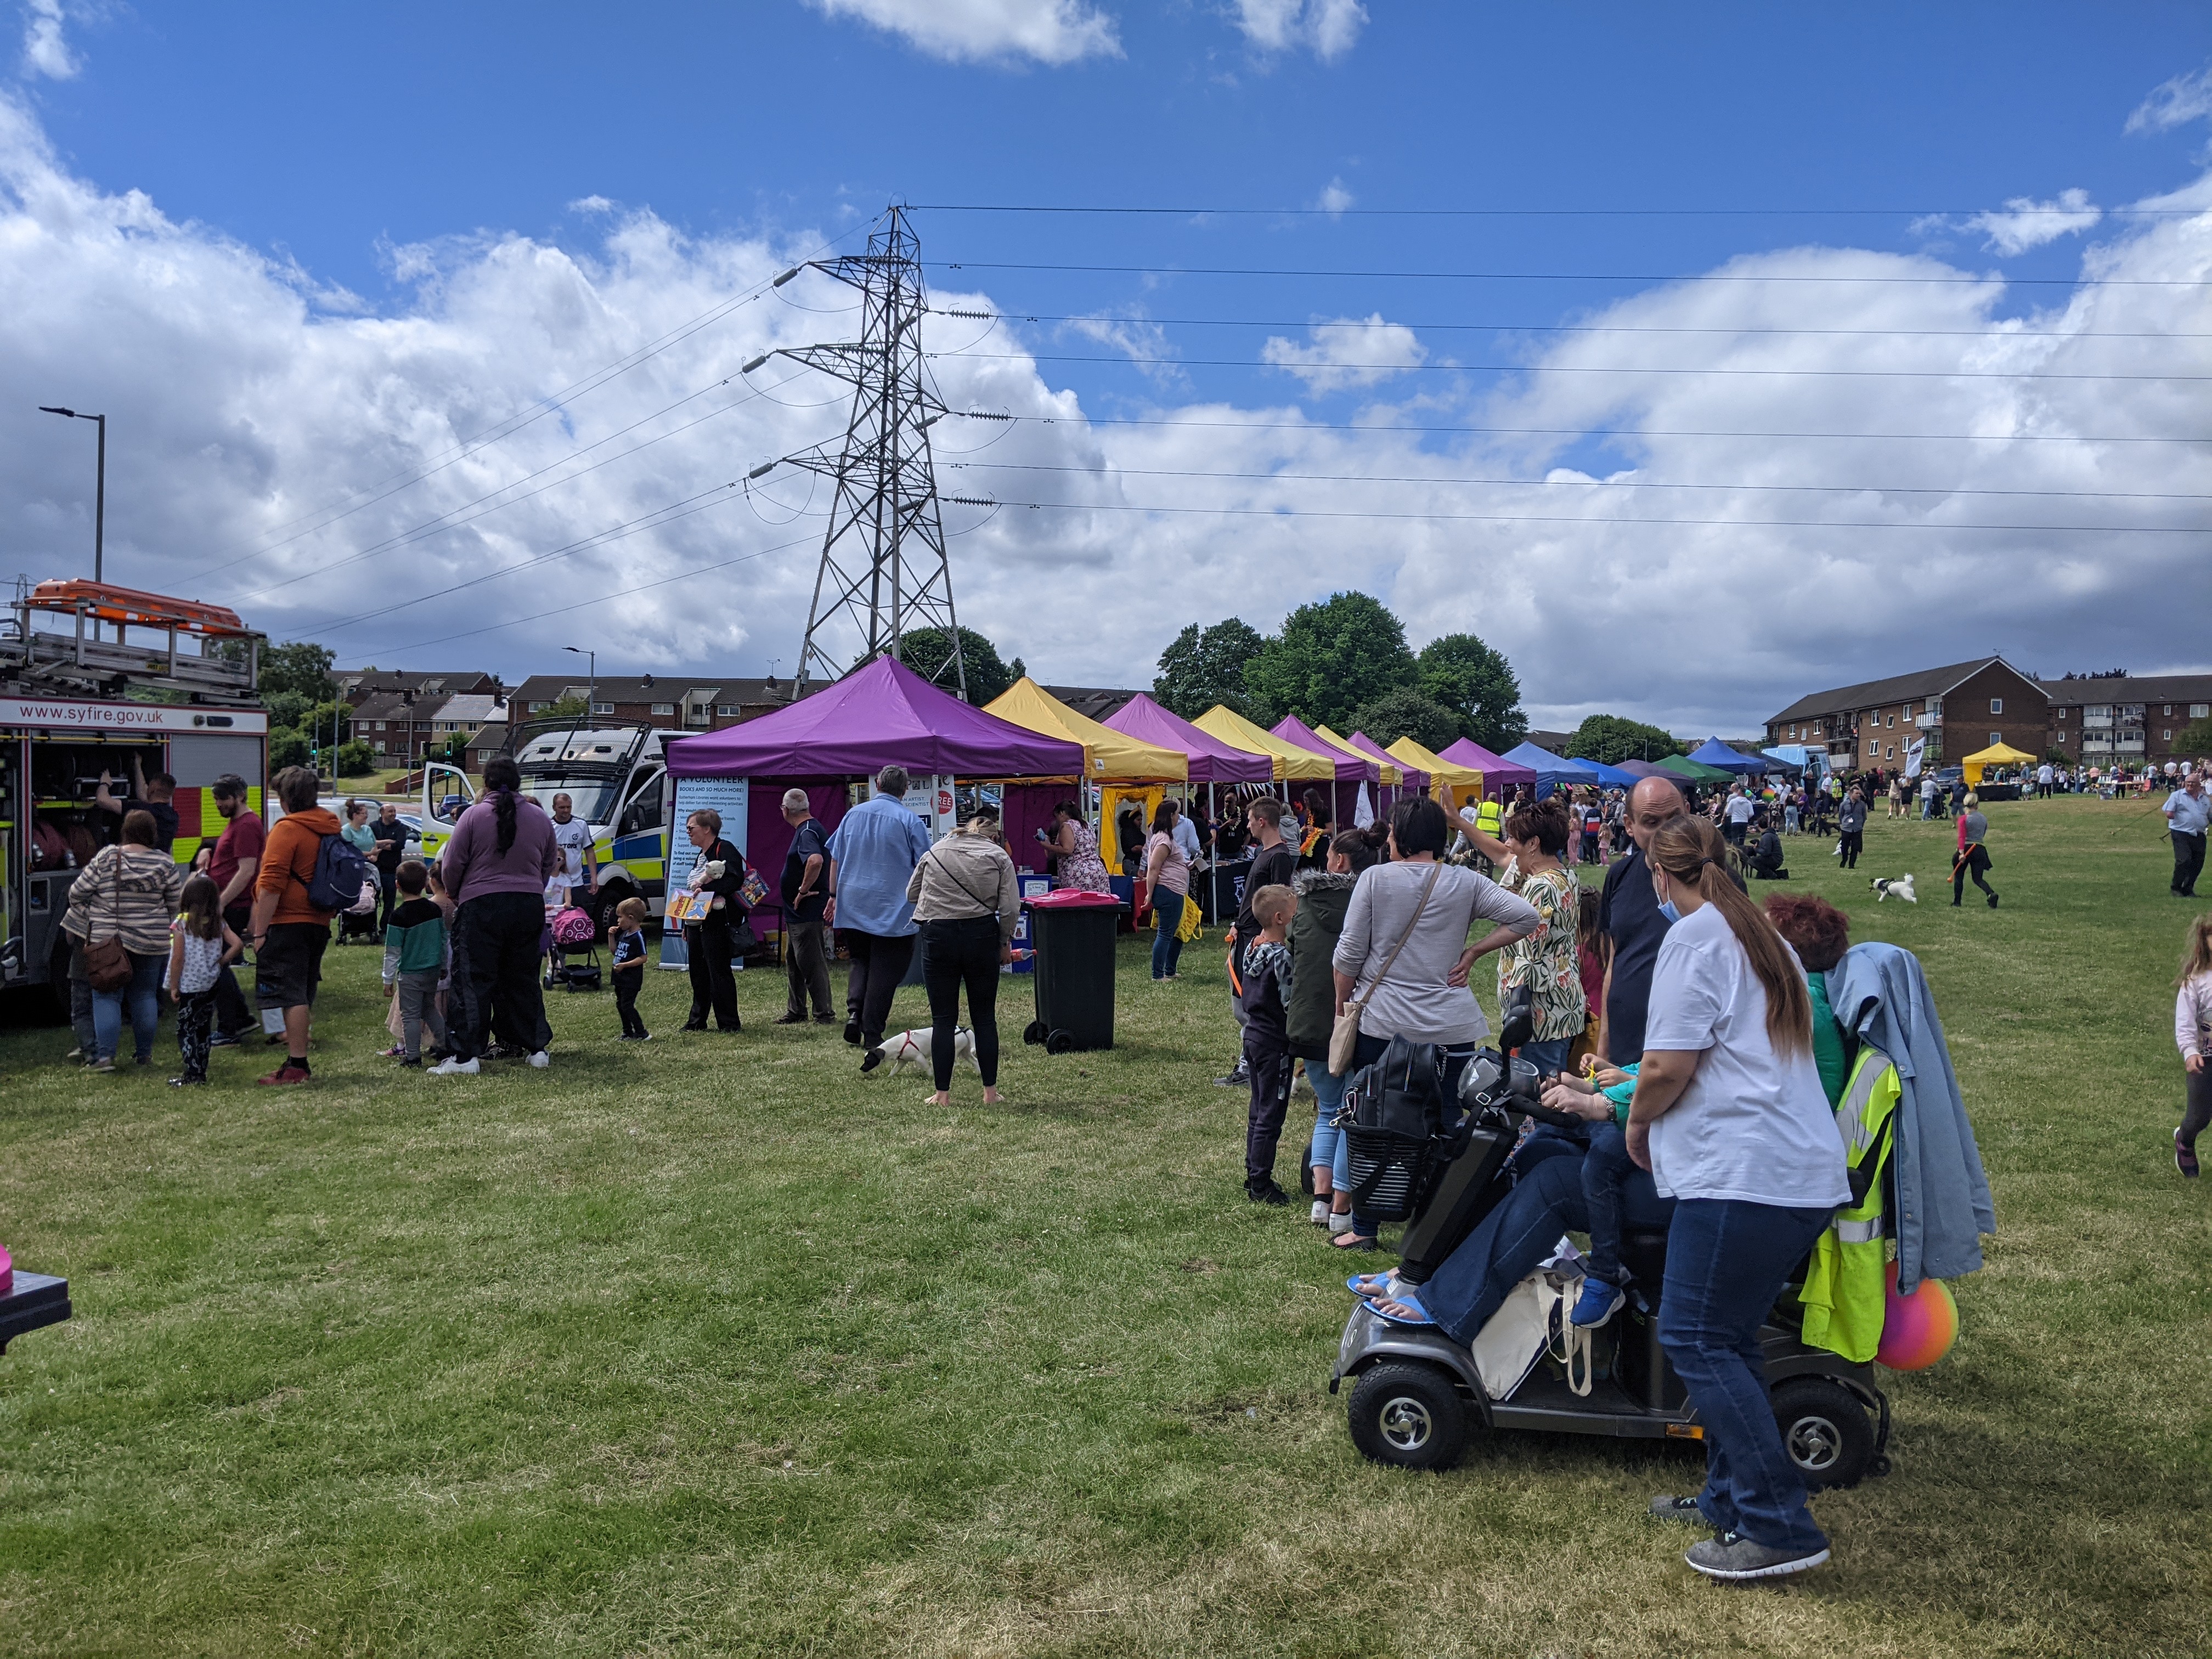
[1353,783,1375,828]
[1904,737,1926,780]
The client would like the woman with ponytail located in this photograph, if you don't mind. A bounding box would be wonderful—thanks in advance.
[432,753,561,1075]
[1627,814,1852,1582]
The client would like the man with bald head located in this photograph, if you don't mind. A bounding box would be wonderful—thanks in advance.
[1597,775,1688,1063]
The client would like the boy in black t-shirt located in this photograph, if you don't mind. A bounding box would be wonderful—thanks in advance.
[1238,883,1299,1206]
[611,896,651,1040]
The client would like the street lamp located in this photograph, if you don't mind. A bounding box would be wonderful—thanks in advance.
[38,406,106,584]
[563,646,596,716]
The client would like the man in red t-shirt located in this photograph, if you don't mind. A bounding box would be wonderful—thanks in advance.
[206,772,267,1045]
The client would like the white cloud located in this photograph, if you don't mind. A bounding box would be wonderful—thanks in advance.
[808,0,1120,65]
[1963,188,2102,255]
[1261,314,1425,391]
[2128,62,2212,134]
[2,93,2207,736]
[1316,177,1353,215]
[1232,0,1366,62]
[20,0,76,80]
[1061,310,1183,385]
[568,194,617,215]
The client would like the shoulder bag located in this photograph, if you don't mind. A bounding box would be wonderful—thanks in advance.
[83,849,134,993]
[1327,860,1443,1075]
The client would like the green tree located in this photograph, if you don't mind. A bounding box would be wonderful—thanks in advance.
[334,741,376,777]
[1564,714,1684,765]
[262,689,311,731]
[1350,687,1462,755]
[1243,592,1415,731]
[267,727,309,770]
[2175,716,2212,757]
[1417,633,1526,750]
[535,695,589,723]
[260,641,336,704]
[895,627,1015,706]
[1152,617,1266,720]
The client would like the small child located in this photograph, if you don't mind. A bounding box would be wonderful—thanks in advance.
[2176,913,2212,1178]
[167,873,241,1086]
[1536,1059,1646,1325]
[382,860,450,1066]
[1238,883,1298,1205]
[611,896,651,1041]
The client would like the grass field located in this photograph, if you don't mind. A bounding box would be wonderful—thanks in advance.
[3,796,2208,1657]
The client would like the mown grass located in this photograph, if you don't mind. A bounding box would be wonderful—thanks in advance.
[2,796,2208,1657]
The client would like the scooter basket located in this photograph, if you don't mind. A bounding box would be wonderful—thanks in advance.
[1340,1123,1441,1223]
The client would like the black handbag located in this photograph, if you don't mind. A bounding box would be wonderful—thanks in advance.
[1334,1036,1452,1222]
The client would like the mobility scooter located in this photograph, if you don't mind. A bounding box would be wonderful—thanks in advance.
[1329,999,1890,1488]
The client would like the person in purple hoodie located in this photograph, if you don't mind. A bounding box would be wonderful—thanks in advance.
[430,754,561,1075]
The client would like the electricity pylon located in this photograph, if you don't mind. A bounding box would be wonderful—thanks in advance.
[759,205,966,699]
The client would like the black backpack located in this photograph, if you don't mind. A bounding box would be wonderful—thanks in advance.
[1345,1035,1452,1141]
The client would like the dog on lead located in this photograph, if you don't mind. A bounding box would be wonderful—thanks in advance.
[870,1026,979,1076]
[1871,873,1917,904]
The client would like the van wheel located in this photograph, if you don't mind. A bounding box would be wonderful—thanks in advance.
[1347,1362,1468,1471]
[1772,1378,1875,1489]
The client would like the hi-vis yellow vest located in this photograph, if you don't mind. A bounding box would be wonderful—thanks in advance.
[1800,1046,1900,1363]
[1475,799,1502,836]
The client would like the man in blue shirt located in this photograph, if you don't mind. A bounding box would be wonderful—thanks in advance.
[827,764,933,1065]
[2165,772,2208,899]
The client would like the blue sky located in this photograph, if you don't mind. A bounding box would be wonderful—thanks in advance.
[5,2,2210,729]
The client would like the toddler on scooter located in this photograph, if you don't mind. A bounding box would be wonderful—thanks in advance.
[1541,1062,1648,1327]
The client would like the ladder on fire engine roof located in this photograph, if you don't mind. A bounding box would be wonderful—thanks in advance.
[3,579,263,702]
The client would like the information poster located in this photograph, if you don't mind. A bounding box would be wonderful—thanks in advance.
[659,776,749,971]
[900,773,957,842]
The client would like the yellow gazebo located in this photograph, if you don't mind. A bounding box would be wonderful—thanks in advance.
[1192,704,1338,782]
[1960,742,2038,789]
[985,678,1189,860]
[1386,736,1486,812]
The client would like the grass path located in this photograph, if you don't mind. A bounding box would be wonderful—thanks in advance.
[3,797,2208,1656]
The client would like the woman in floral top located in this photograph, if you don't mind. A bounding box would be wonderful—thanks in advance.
[1045,800,1113,894]
[1462,796,1587,1074]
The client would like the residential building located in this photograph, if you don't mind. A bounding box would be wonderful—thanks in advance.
[336,668,499,707]
[352,690,443,767]
[506,674,792,735]
[2042,673,2212,772]
[1044,685,1145,721]
[1764,657,2050,771]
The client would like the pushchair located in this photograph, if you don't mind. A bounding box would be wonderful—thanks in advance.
[336,872,382,945]
[1330,997,1890,1489]
[544,905,601,992]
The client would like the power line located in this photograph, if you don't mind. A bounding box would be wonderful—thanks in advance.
[930,349,2210,382]
[913,202,2207,219]
[947,460,2212,503]
[935,259,2202,287]
[933,307,2208,342]
[973,412,2208,444]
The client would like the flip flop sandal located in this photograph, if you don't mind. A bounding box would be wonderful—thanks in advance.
[1346,1272,1400,1299]
[1329,1231,1379,1251]
[1370,1292,1436,1328]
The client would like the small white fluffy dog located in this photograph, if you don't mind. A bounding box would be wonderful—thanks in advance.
[1871,874,1917,904]
[872,1026,978,1075]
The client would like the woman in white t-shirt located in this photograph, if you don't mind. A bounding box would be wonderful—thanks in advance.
[1627,814,1850,1584]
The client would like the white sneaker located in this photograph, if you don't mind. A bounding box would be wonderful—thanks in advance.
[527,1049,550,1069]
[1310,1199,1329,1226]
[427,1056,479,1076]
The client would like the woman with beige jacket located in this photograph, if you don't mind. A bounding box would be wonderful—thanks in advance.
[904,810,1019,1105]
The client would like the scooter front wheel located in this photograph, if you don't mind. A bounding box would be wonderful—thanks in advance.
[1347,1362,1469,1471]
[1772,1378,1875,1489]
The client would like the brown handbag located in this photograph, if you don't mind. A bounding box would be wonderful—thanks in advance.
[82,849,134,992]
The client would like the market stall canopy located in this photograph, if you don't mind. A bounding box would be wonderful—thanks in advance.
[1271,714,1379,783]
[983,678,1187,782]
[1438,738,1536,793]
[1102,693,1274,785]
[1687,737,1769,776]
[1193,704,1339,782]
[1616,758,1673,781]
[1759,747,1809,775]
[1501,742,1600,787]
[1583,759,1639,788]
[1960,741,2038,787]
[1657,752,1735,784]
[1386,736,1485,799]
[664,653,1085,780]
[1331,727,1419,788]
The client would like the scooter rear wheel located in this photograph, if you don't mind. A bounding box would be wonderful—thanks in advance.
[1347,1362,1469,1471]
[1771,1378,1875,1489]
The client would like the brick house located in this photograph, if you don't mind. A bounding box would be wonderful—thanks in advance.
[1764,657,2050,772]
[354,690,509,770]
[2042,673,2212,772]
[506,674,791,735]
[336,668,499,707]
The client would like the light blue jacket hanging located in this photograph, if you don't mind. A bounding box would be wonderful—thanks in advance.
[1826,941,1996,1290]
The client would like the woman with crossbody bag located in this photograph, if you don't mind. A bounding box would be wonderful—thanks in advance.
[1327,797,1542,1248]
[905,810,1020,1105]
[66,808,185,1070]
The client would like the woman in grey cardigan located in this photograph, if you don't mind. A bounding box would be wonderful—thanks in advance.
[904,811,1019,1105]
[1328,796,1541,1249]
[66,808,185,1070]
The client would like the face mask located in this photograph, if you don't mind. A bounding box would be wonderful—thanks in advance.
[1657,898,1681,924]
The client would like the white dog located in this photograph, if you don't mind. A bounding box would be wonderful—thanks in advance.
[871,1026,978,1076]
[1871,874,1917,904]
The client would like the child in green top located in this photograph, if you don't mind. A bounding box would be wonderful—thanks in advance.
[381,860,449,1065]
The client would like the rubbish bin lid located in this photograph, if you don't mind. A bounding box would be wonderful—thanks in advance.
[1022,889,1124,909]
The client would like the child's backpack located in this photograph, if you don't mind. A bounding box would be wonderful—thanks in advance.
[307,833,373,914]
[551,906,597,947]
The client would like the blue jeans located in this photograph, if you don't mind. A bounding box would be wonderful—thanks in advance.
[1151,889,1186,979]
[1659,1198,1836,1553]
[1579,1122,1674,1285]
[1309,1061,1351,1189]
[1521,1036,1573,1077]
[1346,1031,1477,1237]
[92,950,166,1063]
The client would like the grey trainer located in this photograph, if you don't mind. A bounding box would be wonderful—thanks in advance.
[1685,1532,1830,1581]
[1649,1494,1706,1525]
